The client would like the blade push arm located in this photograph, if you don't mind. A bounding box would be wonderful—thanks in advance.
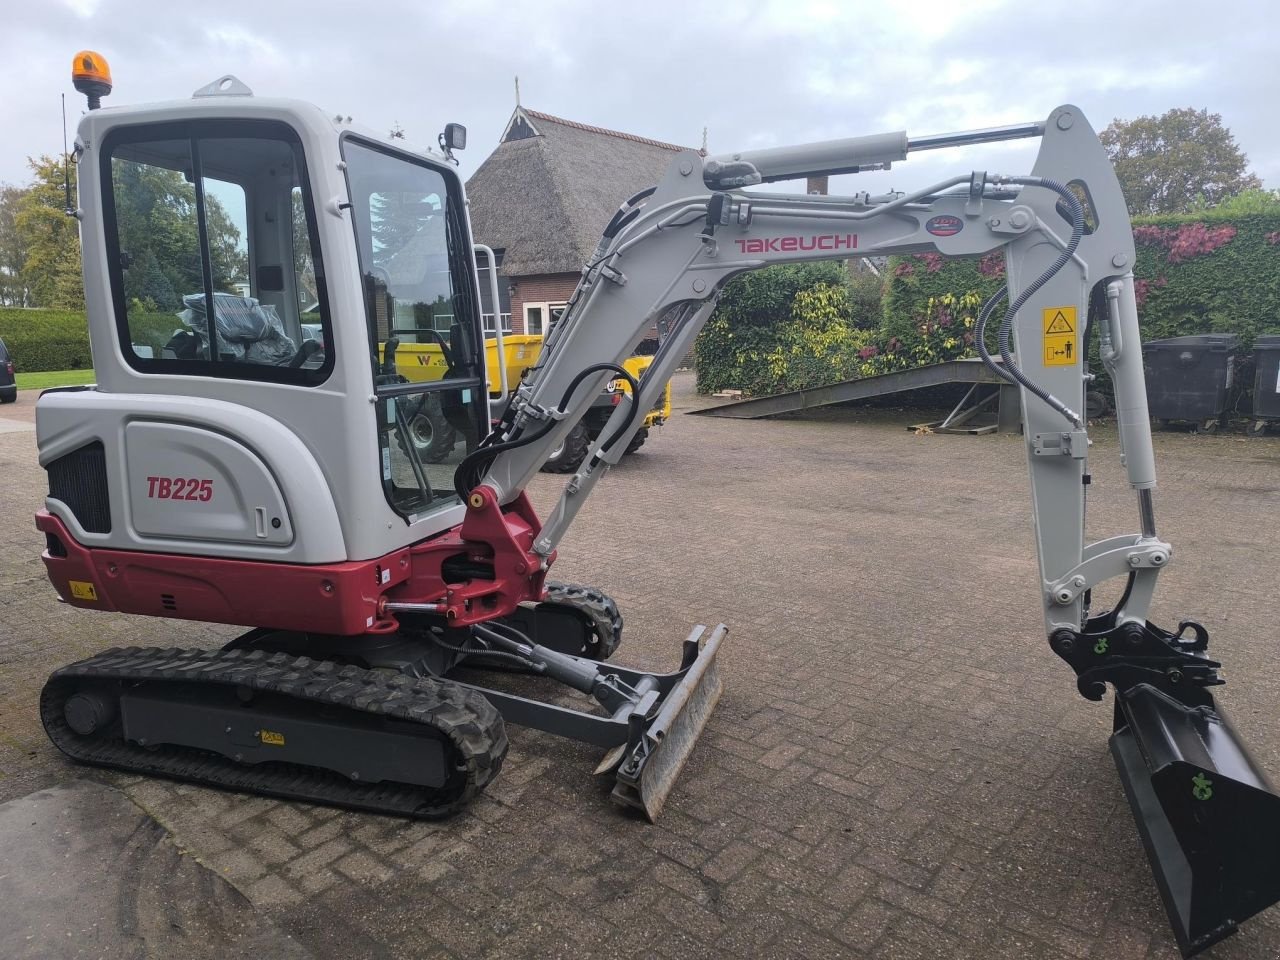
[464,105,1161,636]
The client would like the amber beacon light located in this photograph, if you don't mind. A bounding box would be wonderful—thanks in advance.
[72,50,112,110]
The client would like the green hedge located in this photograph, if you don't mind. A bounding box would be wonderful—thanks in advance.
[695,262,883,396]
[883,213,1280,349]
[129,311,189,355]
[0,308,93,372]
[0,307,188,372]
[1129,214,1280,344]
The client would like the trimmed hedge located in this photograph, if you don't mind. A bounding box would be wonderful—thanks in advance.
[0,307,191,372]
[0,308,93,371]
[695,262,887,396]
[1129,214,1280,344]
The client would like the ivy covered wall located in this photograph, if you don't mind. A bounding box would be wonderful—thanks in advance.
[695,212,1280,397]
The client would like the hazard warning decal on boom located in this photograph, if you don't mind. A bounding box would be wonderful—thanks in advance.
[1043,306,1077,366]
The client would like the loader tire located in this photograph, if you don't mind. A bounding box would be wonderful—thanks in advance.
[624,427,649,455]
[541,421,590,473]
[398,393,458,464]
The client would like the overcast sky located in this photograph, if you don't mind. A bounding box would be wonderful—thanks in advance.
[2,0,1276,199]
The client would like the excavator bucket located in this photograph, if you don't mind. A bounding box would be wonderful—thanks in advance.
[1111,683,1280,957]
[610,624,725,821]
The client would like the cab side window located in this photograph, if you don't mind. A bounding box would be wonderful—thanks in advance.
[103,121,331,383]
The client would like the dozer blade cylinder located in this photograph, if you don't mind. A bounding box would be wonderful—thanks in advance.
[1111,683,1280,957]
[611,624,726,821]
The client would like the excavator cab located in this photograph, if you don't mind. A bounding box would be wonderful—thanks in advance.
[59,80,493,563]
[37,64,723,828]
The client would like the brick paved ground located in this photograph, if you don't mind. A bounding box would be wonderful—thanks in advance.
[2,375,1280,959]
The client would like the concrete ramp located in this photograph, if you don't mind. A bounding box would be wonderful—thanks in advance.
[692,358,1012,420]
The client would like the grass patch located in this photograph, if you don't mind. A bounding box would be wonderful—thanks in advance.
[14,369,97,390]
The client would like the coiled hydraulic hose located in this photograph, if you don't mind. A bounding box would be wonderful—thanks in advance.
[453,363,639,500]
[975,177,1085,428]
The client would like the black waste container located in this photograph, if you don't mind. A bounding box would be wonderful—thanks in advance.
[1142,334,1238,426]
[1252,335,1280,422]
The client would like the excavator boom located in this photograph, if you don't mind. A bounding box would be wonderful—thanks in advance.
[456,106,1280,956]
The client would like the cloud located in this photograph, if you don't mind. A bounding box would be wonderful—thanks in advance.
[0,0,1273,194]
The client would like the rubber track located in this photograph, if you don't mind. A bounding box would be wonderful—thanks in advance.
[41,646,508,819]
[540,581,624,659]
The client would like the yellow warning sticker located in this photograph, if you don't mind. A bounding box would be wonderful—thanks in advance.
[1043,306,1078,366]
[68,580,98,602]
[259,729,286,746]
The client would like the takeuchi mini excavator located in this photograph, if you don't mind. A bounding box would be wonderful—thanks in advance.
[36,52,1280,957]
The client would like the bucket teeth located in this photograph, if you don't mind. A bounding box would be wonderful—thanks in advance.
[610,624,726,821]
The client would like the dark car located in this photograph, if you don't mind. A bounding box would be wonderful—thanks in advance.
[0,337,15,403]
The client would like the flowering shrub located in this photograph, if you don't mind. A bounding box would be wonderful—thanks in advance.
[977,252,1006,278]
[696,262,877,396]
[884,213,1280,354]
[699,214,1280,399]
[854,291,985,378]
[1134,222,1238,263]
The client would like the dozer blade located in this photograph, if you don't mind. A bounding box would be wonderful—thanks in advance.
[1112,683,1280,957]
[610,624,725,821]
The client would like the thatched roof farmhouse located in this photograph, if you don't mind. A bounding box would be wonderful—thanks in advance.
[467,106,696,335]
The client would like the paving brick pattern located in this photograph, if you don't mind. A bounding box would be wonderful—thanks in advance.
[3,378,1280,958]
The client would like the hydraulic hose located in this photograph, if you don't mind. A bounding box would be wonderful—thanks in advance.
[975,177,1085,428]
[428,629,542,671]
[453,362,638,500]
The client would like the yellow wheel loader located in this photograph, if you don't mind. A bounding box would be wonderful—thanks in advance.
[381,334,671,471]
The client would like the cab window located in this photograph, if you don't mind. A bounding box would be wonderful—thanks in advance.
[101,120,332,383]
[341,137,487,520]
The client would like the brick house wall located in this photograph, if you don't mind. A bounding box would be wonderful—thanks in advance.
[507,272,580,334]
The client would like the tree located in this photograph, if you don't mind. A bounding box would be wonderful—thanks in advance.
[109,159,245,303]
[1193,187,1280,216]
[1100,108,1262,215]
[130,249,179,309]
[370,190,440,267]
[0,184,31,306]
[15,155,83,309]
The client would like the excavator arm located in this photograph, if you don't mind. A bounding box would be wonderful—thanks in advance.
[457,106,1280,957]
[470,105,1146,635]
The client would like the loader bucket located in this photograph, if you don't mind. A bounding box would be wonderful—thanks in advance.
[1111,683,1280,957]
[611,624,725,821]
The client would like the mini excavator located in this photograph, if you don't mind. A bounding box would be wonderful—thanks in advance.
[34,51,1280,956]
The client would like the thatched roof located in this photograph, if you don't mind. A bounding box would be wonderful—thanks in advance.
[466,107,693,277]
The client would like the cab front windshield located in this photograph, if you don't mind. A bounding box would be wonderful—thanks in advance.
[343,139,486,520]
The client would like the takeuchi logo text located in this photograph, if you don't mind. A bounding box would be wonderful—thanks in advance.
[734,234,858,254]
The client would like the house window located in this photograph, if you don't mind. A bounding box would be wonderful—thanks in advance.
[482,311,513,334]
[524,301,567,336]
